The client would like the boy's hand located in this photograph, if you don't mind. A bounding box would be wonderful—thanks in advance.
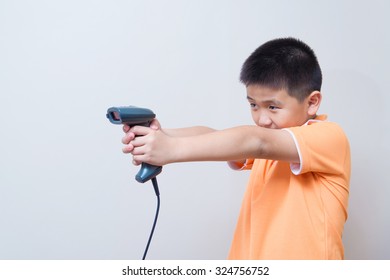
[124,126,175,166]
[122,118,170,166]
[121,119,161,152]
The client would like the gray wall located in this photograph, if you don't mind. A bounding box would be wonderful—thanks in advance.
[1,0,389,259]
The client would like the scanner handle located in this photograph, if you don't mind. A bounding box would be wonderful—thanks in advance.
[136,163,163,184]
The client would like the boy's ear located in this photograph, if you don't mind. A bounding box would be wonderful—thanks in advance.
[306,91,322,116]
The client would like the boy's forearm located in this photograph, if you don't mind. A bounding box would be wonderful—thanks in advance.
[163,126,216,137]
[171,126,265,163]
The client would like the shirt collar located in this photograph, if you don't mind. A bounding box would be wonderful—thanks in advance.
[304,114,327,125]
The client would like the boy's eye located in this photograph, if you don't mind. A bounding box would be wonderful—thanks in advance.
[268,105,278,110]
[250,103,258,109]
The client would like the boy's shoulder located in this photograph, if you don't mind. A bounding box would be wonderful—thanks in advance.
[284,115,350,176]
[286,115,349,149]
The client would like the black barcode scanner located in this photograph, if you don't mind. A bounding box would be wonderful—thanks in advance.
[106,105,162,259]
[106,106,163,183]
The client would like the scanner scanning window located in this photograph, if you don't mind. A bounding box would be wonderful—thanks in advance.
[111,111,121,121]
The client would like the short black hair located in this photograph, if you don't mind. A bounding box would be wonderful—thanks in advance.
[240,37,322,102]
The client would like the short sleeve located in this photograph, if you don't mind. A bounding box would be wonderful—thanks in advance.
[284,121,350,177]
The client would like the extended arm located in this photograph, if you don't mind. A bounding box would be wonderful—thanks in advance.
[124,125,299,167]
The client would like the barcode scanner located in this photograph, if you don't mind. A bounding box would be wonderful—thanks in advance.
[106,106,163,183]
[106,105,162,259]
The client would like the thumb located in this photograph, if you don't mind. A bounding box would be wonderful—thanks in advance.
[149,118,161,130]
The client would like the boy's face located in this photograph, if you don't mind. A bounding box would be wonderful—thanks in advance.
[246,84,320,129]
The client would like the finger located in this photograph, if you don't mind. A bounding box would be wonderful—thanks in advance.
[122,124,131,133]
[122,144,134,154]
[130,125,152,136]
[130,145,145,156]
[122,131,135,144]
[132,157,142,166]
[129,135,145,149]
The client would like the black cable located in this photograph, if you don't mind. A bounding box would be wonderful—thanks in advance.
[142,177,160,260]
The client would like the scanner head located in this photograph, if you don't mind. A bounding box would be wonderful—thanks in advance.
[106,106,156,126]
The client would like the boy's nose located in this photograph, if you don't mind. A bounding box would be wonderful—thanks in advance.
[257,112,272,128]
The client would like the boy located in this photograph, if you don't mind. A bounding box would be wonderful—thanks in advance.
[121,38,351,259]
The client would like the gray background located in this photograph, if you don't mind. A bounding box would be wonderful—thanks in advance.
[1,0,389,260]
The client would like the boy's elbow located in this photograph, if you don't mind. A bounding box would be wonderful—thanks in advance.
[227,160,246,170]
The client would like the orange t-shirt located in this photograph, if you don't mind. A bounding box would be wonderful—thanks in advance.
[228,116,351,259]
